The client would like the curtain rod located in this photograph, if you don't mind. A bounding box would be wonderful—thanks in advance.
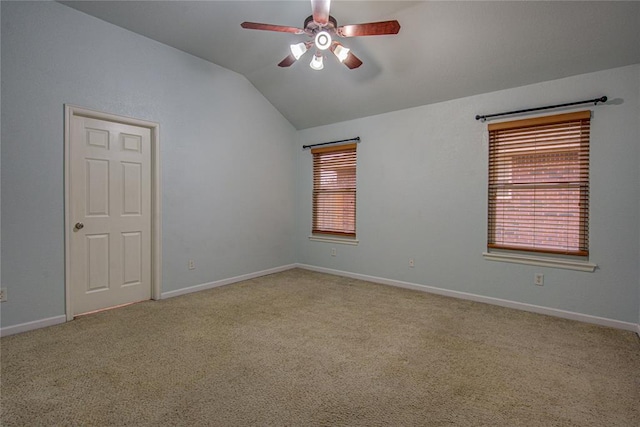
[475,96,607,122]
[303,137,360,150]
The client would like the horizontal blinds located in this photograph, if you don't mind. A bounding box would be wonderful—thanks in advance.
[312,144,356,237]
[488,111,590,256]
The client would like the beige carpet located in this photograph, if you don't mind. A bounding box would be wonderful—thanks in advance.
[1,268,639,426]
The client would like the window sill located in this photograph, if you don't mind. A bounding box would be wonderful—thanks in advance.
[483,251,597,272]
[308,235,359,246]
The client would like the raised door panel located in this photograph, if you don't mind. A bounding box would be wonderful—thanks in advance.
[121,161,142,216]
[86,128,109,149]
[85,159,110,217]
[121,133,142,153]
[122,232,142,286]
[86,234,110,291]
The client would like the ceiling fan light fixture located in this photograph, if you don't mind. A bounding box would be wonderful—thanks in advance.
[315,30,331,50]
[240,1,401,71]
[290,42,308,60]
[333,44,350,63]
[310,53,324,71]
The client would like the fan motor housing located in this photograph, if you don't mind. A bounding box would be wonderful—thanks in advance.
[304,15,338,33]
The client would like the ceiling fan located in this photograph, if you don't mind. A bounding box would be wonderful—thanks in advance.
[241,0,401,70]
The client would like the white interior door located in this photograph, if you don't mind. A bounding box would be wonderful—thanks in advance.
[69,115,151,315]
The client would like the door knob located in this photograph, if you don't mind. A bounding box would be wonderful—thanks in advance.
[74,222,84,231]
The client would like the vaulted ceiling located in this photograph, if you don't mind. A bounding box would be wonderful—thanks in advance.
[60,1,640,129]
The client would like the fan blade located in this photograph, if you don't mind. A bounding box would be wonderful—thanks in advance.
[330,42,363,69]
[278,54,297,68]
[337,20,401,37]
[342,51,363,69]
[343,52,363,69]
[241,22,305,34]
[311,0,330,26]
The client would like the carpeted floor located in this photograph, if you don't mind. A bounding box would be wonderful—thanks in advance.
[1,268,639,426]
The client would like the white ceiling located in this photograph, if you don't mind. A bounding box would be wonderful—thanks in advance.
[59,1,640,129]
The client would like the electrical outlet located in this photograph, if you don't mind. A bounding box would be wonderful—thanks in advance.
[534,273,544,286]
[0,288,7,302]
[409,258,415,268]
[331,248,336,257]
[188,260,195,270]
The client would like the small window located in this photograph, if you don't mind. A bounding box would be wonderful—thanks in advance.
[312,143,357,237]
[487,111,590,256]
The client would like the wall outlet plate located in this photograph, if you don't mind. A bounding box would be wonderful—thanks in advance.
[188,260,195,270]
[534,273,544,286]
[0,288,7,302]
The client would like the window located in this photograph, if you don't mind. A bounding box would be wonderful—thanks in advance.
[312,143,357,237]
[487,111,590,256]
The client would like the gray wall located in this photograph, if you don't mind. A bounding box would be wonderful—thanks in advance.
[1,1,296,327]
[296,65,640,324]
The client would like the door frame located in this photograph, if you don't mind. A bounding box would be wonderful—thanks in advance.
[64,105,162,321]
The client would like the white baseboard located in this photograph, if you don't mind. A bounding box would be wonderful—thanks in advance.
[296,264,640,333]
[1,264,297,337]
[161,264,297,299]
[3,265,637,337]
[0,315,67,337]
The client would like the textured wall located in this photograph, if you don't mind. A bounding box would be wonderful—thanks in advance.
[296,65,640,324]
[1,1,296,327]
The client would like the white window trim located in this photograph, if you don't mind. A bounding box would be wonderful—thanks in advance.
[483,251,596,272]
[309,235,359,246]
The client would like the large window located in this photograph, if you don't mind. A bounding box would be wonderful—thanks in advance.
[312,143,357,237]
[487,111,590,256]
